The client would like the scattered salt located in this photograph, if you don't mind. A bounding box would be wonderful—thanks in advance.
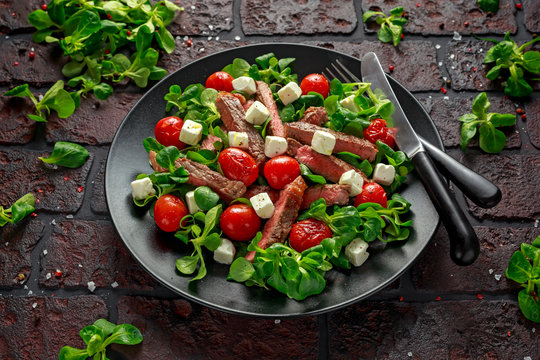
[435,44,441,49]
[78,264,83,268]
[46,273,51,280]
[534,219,539,228]
[532,328,536,333]
[444,96,449,100]
[208,25,214,30]
[5,242,8,247]
[24,285,28,289]
[175,36,181,41]
[5,36,9,39]
[453,31,462,41]
[31,47,34,52]
[407,352,413,357]
[28,290,33,295]
[207,36,212,41]
[87,281,96,292]
[438,61,443,66]
[32,302,37,309]
[215,36,220,41]
[51,219,56,226]
[190,5,195,9]
[495,274,502,281]
[274,319,281,324]
[43,249,48,256]
[489,269,493,274]
[38,94,44,101]
[234,36,241,41]
[479,48,483,53]
[443,76,447,81]
[111,281,119,288]
[66,215,73,219]
[524,357,532,360]
[183,36,188,41]
[199,48,205,53]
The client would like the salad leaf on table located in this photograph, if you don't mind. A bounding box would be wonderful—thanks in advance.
[362,7,408,47]
[0,194,36,227]
[39,141,90,168]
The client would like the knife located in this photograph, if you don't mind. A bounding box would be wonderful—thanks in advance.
[361,52,480,266]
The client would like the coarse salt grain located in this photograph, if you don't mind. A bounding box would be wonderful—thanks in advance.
[216,36,220,41]
[78,264,83,267]
[489,269,493,274]
[111,281,119,288]
[183,36,188,41]
[32,302,37,309]
[43,249,48,255]
[435,44,441,49]
[408,352,413,357]
[190,5,195,9]
[28,290,33,295]
[495,274,502,281]
[524,357,531,360]
[443,96,449,100]
[46,273,51,279]
[87,281,96,292]
[208,25,213,30]
[66,215,73,219]
[199,48,205,52]
[38,94,44,101]
[207,36,212,40]
[534,219,539,228]
[275,319,281,324]
[51,219,56,226]
[453,31,462,41]
[234,36,241,41]
[5,242,8,246]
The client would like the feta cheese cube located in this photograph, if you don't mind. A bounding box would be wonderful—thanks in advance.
[277,82,302,105]
[213,238,236,265]
[339,169,364,196]
[232,76,257,95]
[185,190,201,214]
[245,101,270,125]
[340,95,360,112]
[179,119,203,145]
[131,177,156,200]
[228,131,249,149]
[249,192,275,219]
[345,238,369,267]
[311,130,336,156]
[372,163,396,186]
[264,136,288,158]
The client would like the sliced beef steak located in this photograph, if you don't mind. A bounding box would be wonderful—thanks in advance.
[286,138,303,157]
[299,106,328,126]
[301,184,351,209]
[284,122,378,162]
[255,80,285,137]
[244,185,280,203]
[200,134,222,151]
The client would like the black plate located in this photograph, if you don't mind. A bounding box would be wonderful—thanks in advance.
[105,43,442,317]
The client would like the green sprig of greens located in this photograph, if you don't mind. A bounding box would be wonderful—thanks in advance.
[505,235,540,323]
[459,92,516,153]
[39,141,90,168]
[362,7,407,47]
[59,319,143,360]
[0,194,36,227]
[481,31,540,97]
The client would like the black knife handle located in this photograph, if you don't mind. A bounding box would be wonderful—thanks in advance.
[411,151,480,266]
[420,138,502,208]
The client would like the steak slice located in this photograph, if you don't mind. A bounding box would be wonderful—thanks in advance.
[294,145,367,183]
[243,98,255,112]
[246,176,307,261]
[216,93,266,167]
[200,134,222,151]
[284,122,378,162]
[299,107,328,126]
[149,151,246,202]
[244,185,280,203]
[256,80,285,137]
[286,138,303,157]
[301,184,351,209]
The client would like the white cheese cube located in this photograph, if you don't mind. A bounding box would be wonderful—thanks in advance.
[264,136,288,158]
[339,169,364,196]
[185,190,201,214]
[340,95,360,112]
[131,177,156,200]
[311,130,336,156]
[345,238,369,267]
[372,163,396,186]
[179,119,203,145]
[249,192,275,219]
[213,238,236,265]
[232,76,257,95]
[277,82,302,105]
[245,100,270,125]
[228,131,249,149]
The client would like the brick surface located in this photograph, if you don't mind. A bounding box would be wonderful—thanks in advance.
[0,296,108,359]
[461,155,540,221]
[362,0,517,35]
[418,95,520,148]
[446,40,497,91]
[328,300,539,359]
[168,0,233,36]
[0,149,92,213]
[115,296,319,359]
[0,96,36,144]
[412,226,540,292]
[0,0,36,33]
[45,92,142,145]
[0,219,43,287]
[0,36,65,85]
[240,0,357,35]
[40,220,157,290]
[90,160,108,214]
[524,0,540,32]
[525,97,540,149]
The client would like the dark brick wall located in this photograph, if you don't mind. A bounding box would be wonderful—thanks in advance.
[0,0,539,359]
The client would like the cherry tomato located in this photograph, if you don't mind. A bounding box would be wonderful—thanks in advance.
[363,118,396,148]
[154,194,189,232]
[354,182,388,208]
[218,148,259,187]
[300,73,330,98]
[154,116,186,149]
[205,71,234,92]
[220,204,261,242]
[289,218,333,253]
[263,156,300,190]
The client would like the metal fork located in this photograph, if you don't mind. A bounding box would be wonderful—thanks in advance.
[324,59,501,209]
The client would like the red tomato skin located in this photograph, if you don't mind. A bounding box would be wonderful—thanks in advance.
[354,182,388,208]
[289,219,333,252]
[218,148,259,187]
[154,116,186,149]
[300,73,330,98]
[206,71,234,92]
[363,118,395,149]
[263,156,301,190]
[154,195,189,232]
[220,204,261,242]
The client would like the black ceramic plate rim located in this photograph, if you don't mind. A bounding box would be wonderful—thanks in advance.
[105,43,443,318]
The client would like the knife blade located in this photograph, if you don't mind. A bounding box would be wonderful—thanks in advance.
[361,52,480,266]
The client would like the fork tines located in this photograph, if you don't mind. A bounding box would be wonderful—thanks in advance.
[324,59,362,84]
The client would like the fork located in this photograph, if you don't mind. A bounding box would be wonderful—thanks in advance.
[323,59,502,209]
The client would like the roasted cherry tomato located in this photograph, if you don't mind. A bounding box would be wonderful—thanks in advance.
[363,118,395,149]
[220,204,261,242]
[154,194,188,232]
[218,148,258,187]
[300,73,330,98]
[205,71,234,92]
[289,218,333,253]
[154,116,186,149]
[354,182,388,208]
[263,155,300,190]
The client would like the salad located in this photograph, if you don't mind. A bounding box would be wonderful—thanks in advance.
[130,52,414,300]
